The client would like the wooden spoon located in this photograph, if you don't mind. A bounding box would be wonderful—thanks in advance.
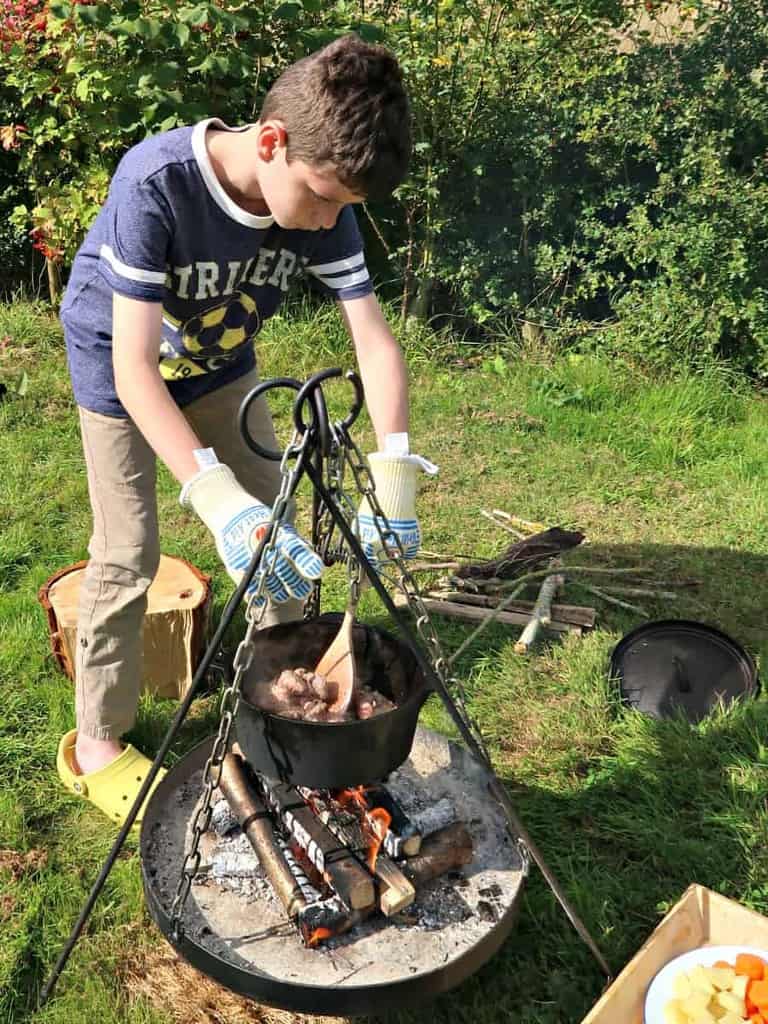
[314,587,361,717]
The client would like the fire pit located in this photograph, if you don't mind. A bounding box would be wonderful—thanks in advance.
[140,726,527,1016]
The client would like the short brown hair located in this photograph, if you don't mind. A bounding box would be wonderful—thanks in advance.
[259,34,411,201]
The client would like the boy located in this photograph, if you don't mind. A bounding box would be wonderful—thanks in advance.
[56,34,434,825]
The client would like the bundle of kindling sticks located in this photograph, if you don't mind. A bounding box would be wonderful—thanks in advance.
[395,511,700,657]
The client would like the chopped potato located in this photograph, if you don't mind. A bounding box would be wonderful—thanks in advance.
[663,1001,689,1024]
[674,973,694,999]
[730,974,748,998]
[679,991,714,1017]
[703,966,736,990]
[688,966,716,995]
[713,990,745,1015]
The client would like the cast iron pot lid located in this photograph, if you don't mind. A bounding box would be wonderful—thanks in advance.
[610,619,758,723]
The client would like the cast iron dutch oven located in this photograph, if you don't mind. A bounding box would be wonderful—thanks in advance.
[235,613,432,788]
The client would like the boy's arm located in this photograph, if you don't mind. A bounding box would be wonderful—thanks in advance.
[337,292,408,449]
[338,292,437,566]
[112,293,323,602]
[112,293,203,485]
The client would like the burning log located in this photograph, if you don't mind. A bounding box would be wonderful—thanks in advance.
[300,822,475,946]
[299,787,415,916]
[297,894,360,947]
[278,840,322,905]
[362,784,422,857]
[257,777,375,912]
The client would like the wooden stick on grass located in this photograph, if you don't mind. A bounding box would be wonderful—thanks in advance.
[596,585,678,600]
[514,568,566,654]
[573,580,649,617]
[479,508,526,538]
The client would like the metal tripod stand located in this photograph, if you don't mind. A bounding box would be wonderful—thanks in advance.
[40,367,610,1006]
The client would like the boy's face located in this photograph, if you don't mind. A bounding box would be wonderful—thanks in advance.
[255,121,365,231]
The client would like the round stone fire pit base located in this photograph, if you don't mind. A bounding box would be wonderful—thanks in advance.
[140,726,528,1016]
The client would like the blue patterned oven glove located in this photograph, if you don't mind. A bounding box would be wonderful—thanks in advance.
[181,462,323,604]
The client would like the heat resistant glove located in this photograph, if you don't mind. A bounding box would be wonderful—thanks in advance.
[356,440,438,567]
[181,463,323,604]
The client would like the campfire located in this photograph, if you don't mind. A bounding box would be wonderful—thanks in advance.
[142,722,525,1011]
[195,749,474,949]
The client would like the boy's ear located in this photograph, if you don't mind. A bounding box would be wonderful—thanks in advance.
[257,120,288,161]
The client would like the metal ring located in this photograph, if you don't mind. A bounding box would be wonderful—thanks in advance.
[238,377,302,460]
[293,368,364,436]
[340,370,364,429]
[293,368,343,435]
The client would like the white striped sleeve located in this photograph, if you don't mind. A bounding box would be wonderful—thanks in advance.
[98,176,171,301]
[305,252,371,293]
[303,207,374,301]
[100,244,167,285]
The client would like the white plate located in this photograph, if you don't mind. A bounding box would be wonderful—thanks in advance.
[644,944,768,1022]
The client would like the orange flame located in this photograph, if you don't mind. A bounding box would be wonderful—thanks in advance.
[306,926,332,948]
[364,806,392,872]
[336,785,368,812]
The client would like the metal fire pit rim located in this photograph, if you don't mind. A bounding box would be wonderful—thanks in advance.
[139,735,527,1016]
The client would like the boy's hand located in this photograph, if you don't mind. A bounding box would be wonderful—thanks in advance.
[356,453,438,568]
[182,464,323,603]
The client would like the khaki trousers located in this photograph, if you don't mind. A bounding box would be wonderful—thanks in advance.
[75,368,302,740]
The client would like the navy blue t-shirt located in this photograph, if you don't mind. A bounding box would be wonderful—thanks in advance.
[60,118,373,416]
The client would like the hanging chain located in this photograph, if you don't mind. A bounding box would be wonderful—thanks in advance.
[335,425,491,763]
[305,425,359,617]
[168,432,309,941]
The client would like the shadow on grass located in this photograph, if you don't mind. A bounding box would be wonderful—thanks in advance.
[565,541,768,657]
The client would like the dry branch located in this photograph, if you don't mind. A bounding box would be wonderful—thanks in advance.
[573,580,649,617]
[514,570,566,654]
[426,590,596,628]
[393,593,578,636]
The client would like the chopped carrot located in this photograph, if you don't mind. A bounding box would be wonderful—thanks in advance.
[748,978,768,1011]
[737,953,767,981]
[714,959,734,969]
[749,1015,768,1024]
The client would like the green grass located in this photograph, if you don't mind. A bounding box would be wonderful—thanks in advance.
[2,299,768,1024]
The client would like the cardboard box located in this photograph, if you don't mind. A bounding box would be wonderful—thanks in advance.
[582,883,768,1023]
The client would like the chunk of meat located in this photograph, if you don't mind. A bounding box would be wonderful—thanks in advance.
[354,687,396,720]
[253,667,397,722]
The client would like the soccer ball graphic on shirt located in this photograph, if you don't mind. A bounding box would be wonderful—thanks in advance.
[182,290,262,358]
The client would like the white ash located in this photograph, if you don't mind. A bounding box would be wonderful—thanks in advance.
[253,667,395,722]
[409,797,456,837]
[194,828,275,902]
[209,798,239,836]
[211,833,260,879]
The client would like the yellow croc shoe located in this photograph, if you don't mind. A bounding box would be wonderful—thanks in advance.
[57,729,167,828]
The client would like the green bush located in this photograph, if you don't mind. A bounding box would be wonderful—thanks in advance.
[2,0,378,266]
[4,0,768,374]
